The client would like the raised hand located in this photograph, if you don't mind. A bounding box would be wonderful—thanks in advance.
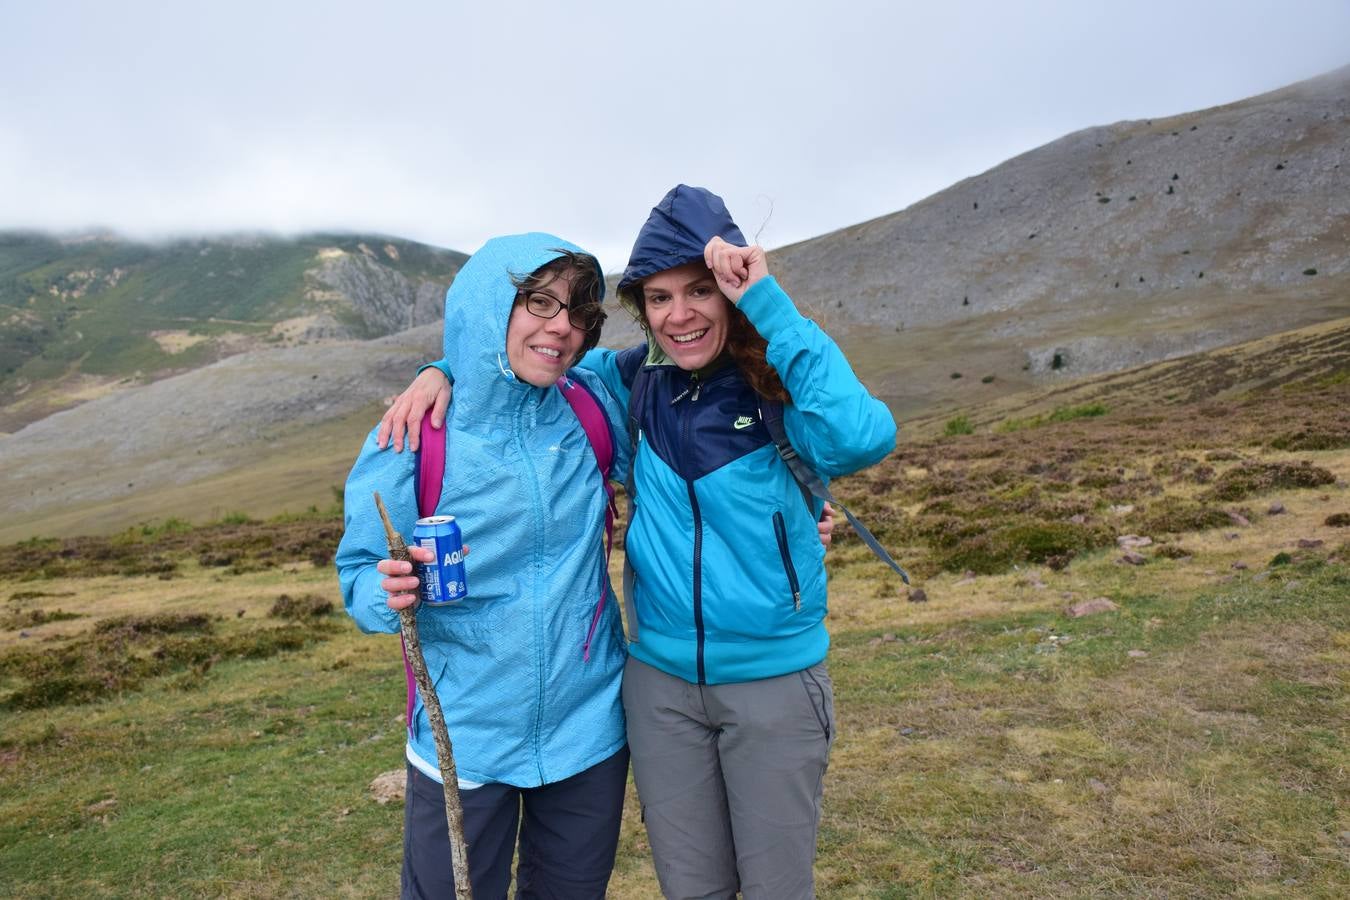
[704,236,769,304]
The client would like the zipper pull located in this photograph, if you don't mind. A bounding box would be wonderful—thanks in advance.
[672,373,702,404]
[793,591,801,612]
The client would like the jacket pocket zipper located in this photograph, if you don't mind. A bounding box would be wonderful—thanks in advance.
[773,511,801,611]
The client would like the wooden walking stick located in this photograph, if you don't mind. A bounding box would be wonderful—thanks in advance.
[374,491,473,900]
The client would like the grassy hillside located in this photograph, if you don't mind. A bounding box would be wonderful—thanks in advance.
[0,232,466,431]
[1,353,1346,896]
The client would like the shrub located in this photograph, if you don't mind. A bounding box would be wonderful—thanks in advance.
[269,593,335,620]
[1,614,325,710]
[1047,403,1108,423]
[1205,462,1336,502]
[1138,499,1233,535]
[0,608,82,629]
[139,518,193,538]
[93,613,213,637]
[944,416,974,436]
[1269,431,1350,451]
[934,520,1109,575]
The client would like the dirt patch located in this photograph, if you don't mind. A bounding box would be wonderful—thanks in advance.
[149,330,210,354]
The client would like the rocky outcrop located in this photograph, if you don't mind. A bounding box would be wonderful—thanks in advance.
[313,253,448,337]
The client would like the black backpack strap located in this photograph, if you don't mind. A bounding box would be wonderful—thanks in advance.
[760,400,910,584]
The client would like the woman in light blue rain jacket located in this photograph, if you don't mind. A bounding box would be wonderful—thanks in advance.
[336,233,630,899]
[388,188,897,899]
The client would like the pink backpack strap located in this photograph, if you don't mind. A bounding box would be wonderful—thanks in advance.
[557,375,618,661]
[416,415,447,518]
[403,415,446,736]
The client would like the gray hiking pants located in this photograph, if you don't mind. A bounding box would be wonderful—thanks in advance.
[622,656,835,900]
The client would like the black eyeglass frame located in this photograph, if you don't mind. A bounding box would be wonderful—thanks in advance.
[519,290,606,331]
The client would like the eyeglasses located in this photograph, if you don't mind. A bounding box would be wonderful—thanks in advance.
[520,291,606,331]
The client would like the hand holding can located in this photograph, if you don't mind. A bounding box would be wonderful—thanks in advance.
[413,516,468,605]
[377,546,435,610]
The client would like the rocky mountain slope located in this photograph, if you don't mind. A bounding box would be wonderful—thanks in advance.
[0,233,465,431]
[771,65,1349,390]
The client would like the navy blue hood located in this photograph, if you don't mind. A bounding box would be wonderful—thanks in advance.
[617,185,747,297]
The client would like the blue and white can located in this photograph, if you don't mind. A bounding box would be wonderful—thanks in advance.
[412,515,467,605]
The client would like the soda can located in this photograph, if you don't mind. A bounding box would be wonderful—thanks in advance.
[412,515,467,605]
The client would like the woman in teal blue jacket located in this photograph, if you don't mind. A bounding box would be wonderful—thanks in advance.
[385,187,897,899]
[336,233,630,898]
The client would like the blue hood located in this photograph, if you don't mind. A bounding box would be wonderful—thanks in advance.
[617,185,747,296]
[444,232,604,419]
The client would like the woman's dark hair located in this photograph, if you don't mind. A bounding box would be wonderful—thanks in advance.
[623,270,789,403]
[511,250,607,358]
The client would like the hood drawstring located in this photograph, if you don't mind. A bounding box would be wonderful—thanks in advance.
[497,351,516,382]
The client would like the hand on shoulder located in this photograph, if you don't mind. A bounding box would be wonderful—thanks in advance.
[377,367,453,452]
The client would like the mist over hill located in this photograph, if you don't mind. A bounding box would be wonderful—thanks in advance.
[1,67,1347,540]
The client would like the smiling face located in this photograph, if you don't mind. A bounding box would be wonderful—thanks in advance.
[505,269,586,387]
[641,260,731,371]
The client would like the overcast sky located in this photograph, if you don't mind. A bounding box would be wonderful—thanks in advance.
[3,0,1348,270]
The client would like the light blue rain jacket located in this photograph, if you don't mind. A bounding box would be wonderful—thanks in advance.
[335,233,629,787]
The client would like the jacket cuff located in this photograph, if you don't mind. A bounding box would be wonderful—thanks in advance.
[736,276,805,341]
[419,359,455,384]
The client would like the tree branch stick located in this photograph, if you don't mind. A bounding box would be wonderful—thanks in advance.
[374,492,473,900]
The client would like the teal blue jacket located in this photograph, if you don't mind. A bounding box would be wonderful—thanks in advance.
[583,276,896,685]
[335,234,629,787]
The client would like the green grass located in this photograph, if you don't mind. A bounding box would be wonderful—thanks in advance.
[997,403,1109,432]
[0,621,404,896]
[2,330,1348,896]
[2,547,1345,896]
[820,559,1348,895]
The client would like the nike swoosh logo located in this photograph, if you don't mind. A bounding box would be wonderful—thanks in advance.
[733,416,755,430]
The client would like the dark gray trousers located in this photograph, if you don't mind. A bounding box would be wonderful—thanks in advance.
[622,656,835,900]
[401,746,629,900]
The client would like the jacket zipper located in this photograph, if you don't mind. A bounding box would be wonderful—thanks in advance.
[675,372,706,684]
[515,394,548,784]
[689,480,705,684]
[773,511,802,611]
